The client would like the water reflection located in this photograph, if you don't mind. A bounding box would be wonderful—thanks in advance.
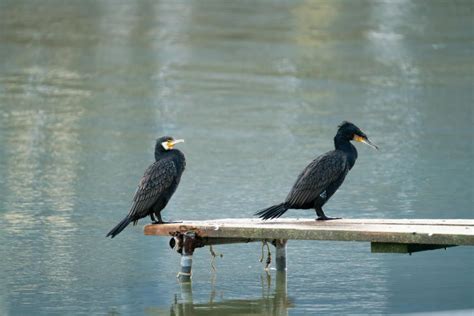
[145,272,292,316]
[0,0,473,314]
[2,108,82,234]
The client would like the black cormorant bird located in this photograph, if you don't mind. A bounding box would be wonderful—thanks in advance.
[255,121,377,220]
[106,136,185,238]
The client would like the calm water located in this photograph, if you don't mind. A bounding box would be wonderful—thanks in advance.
[0,0,473,315]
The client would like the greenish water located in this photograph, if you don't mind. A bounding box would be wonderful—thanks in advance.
[0,0,473,315]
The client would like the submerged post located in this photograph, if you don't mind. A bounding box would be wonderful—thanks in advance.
[274,239,287,271]
[177,231,196,283]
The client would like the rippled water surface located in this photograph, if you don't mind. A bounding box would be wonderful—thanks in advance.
[0,0,473,315]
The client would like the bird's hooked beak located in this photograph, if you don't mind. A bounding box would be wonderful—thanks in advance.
[162,139,184,150]
[353,135,379,150]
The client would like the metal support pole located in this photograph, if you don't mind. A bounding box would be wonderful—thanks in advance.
[274,239,287,271]
[177,232,196,283]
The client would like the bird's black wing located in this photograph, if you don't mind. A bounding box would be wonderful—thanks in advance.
[127,158,177,221]
[285,150,347,207]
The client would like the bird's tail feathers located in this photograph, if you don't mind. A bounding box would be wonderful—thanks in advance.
[255,203,288,220]
[106,215,131,238]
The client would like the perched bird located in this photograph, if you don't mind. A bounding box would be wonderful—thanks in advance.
[255,121,378,220]
[106,136,186,238]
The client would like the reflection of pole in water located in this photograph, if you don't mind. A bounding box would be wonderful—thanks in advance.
[275,271,289,316]
[170,271,292,316]
[179,282,193,304]
[170,282,194,316]
[276,271,287,296]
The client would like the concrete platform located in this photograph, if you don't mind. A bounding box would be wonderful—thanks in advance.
[144,218,474,246]
[144,218,474,281]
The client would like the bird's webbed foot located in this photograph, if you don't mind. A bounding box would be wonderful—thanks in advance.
[151,215,182,225]
[315,207,341,221]
[150,213,164,225]
[316,215,342,221]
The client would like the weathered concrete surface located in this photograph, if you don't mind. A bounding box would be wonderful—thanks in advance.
[144,218,474,246]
